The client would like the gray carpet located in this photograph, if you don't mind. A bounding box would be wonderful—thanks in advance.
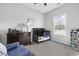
[25,41,79,56]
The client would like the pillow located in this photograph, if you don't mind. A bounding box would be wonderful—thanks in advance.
[7,42,20,51]
[0,43,7,56]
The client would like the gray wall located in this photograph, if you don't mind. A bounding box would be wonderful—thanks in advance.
[1,3,79,45]
[0,30,7,45]
[45,3,79,45]
[0,3,45,45]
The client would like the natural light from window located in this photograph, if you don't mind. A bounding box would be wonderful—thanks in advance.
[53,13,67,36]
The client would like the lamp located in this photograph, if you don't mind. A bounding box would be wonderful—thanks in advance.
[26,18,29,32]
[26,18,34,32]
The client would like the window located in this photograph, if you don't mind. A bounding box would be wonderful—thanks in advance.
[53,13,67,36]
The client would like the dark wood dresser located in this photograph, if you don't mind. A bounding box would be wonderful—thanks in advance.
[18,32,31,45]
[7,29,31,45]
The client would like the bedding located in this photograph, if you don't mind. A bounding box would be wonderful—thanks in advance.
[7,42,35,56]
[0,43,7,56]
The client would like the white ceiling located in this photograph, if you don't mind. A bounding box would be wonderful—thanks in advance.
[22,3,64,13]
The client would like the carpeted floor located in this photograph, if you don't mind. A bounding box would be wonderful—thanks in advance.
[25,41,79,56]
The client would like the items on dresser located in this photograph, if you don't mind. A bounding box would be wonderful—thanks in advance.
[7,28,31,45]
[70,29,79,48]
[32,28,51,43]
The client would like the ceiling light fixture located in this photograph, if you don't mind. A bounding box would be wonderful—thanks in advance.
[33,3,47,6]
[56,3,61,6]
[44,3,47,6]
[34,3,37,4]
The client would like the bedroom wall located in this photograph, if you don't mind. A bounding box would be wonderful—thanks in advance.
[0,3,45,45]
[45,3,79,45]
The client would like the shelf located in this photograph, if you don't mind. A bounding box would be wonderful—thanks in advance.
[70,29,79,48]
